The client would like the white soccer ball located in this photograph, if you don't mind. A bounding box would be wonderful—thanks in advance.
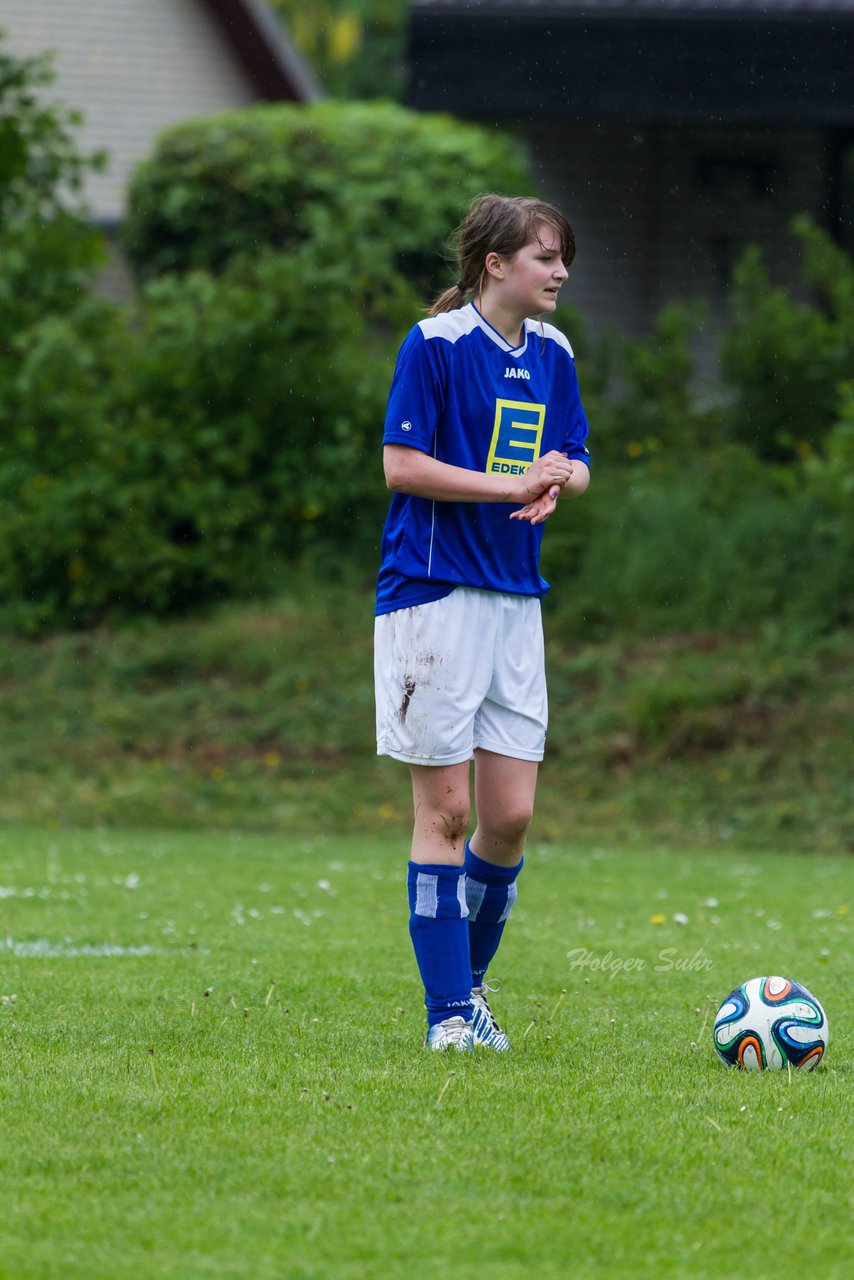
[713,975,828,1071]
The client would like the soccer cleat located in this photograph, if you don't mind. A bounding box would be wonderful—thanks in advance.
[425,1015,475,1052]
[470,982,510,1051]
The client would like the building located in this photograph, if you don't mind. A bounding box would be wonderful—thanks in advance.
[408,0,854,350]
[1,0,320,224]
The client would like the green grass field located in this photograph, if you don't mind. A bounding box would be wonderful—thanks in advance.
[1,826,850,1279]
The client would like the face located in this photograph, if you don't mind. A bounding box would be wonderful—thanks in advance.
[487,222,569,317]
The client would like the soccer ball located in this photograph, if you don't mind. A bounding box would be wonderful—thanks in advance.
[713,975,829,1071]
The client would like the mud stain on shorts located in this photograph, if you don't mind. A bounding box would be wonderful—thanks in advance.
[398,676,416,723]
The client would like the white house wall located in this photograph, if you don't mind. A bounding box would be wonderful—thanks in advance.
[1,0,259,221]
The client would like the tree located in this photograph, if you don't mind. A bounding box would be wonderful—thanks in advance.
[0,35,104,330]
[271,0,408,100]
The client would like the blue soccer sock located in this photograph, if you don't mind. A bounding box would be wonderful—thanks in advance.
[407,861,473,1028]
[464,842,523,987]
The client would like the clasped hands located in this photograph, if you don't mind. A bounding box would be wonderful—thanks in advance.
[509,450,573,526]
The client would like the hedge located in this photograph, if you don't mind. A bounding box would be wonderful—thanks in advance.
[123,100,532,292]
[0,101,535,630]
[0,250,393,631]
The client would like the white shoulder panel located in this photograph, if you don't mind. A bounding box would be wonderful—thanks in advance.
[526,318,574,359]
[418,307,481,344]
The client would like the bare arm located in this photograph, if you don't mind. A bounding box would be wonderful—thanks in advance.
[383,444,575,505]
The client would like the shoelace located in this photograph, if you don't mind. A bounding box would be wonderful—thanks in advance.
[471,982,510,1046]
[433,1016,471,1047]
[472,979,502,1015]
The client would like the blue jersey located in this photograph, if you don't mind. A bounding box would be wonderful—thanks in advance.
[376,303,590,616]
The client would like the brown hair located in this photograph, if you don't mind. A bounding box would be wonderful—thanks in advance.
[428,193,575,316]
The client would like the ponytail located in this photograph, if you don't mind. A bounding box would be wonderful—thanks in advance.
[428,281,468,316]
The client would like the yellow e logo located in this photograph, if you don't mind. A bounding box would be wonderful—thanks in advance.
[486,400,546,476]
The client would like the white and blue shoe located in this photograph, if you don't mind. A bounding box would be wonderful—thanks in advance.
[470,982,510,1051]
[426,1016,475,1052]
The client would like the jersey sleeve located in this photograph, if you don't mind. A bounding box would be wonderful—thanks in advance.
[560,354,591,467]
[382,326,446,454]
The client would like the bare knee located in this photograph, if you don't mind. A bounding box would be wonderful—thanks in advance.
[428,797,471,846]
[414,794,471,859]
[478,801,533,854]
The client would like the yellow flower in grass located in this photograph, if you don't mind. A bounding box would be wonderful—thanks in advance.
[649,913,666,925]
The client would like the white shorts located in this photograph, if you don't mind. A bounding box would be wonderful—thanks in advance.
[374,587,547,766]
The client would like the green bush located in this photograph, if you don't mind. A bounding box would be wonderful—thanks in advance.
[575,302,723,466]
[541,452,851,638]
[0,251,392,631]
[803,384,854,508]
[0,40,104,336]
[720,218,854,461]
[2,98,536,631]
[123,100,531,292]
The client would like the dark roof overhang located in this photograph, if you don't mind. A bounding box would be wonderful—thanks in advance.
[204,0,322,102]
[408,1,854,125]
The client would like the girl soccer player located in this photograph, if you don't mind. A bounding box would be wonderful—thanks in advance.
[374,193,590,1051]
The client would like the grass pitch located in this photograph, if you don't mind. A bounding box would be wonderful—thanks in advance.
[0,827,851,1279]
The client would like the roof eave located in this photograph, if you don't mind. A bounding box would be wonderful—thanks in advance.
[205,0,324,102]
